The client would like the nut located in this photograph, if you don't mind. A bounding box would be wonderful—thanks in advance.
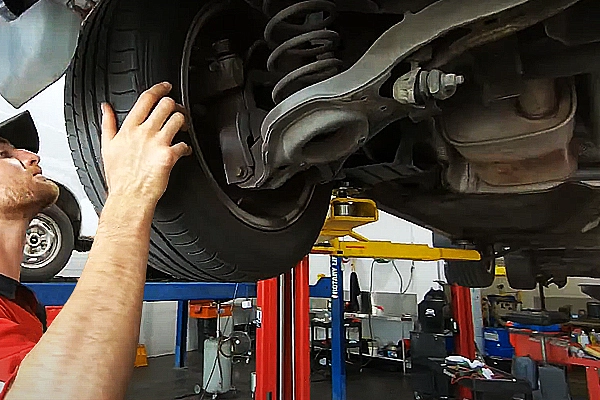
[393,68,464,105]
[427,70,464,101]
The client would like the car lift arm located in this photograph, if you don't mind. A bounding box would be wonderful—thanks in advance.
[313,197,480,262]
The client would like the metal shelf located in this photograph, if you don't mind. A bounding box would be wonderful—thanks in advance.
[345,312,413,322]
[362,354,408,363]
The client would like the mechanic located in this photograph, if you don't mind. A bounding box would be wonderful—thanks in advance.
[0,82,190,400]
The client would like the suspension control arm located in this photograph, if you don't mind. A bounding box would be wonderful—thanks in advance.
[240,0,578,189]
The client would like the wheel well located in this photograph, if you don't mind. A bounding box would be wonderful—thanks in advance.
[51,181,81,238]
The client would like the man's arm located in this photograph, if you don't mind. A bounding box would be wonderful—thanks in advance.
[6,82,190,400]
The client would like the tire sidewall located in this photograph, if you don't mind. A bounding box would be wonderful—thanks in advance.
[67,0,332,280]
[131,0,333,273]
[445,259,495,288]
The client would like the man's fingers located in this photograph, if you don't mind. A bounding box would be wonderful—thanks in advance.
[144,97,177,130]
[122,82,172,128]
[174,104,190,131]
[160,112,186,142]
[101,103,117,146]
[170,142,193,161]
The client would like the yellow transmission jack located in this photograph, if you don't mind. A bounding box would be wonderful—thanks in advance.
[312,197,481,262]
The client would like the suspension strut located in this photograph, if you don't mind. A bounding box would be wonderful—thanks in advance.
[264,0,342,104]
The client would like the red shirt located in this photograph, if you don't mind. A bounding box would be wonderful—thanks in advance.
[0,274,45,398]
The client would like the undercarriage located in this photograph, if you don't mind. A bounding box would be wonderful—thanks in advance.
[5,0,600,284]
[208,0,600,249]
[224,0,600,286]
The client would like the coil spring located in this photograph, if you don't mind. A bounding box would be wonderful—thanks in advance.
[264,0,342,104]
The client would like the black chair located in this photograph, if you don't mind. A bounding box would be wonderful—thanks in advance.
[410,331,451,399]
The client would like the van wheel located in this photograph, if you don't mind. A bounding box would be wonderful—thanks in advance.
[21,204,74,282]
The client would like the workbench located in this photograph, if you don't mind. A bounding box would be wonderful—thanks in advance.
[428,357,533,400]
[509,327,600,400]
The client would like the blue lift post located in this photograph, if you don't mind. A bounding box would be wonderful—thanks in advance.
[175,300,189,368]
[330,256,346,400]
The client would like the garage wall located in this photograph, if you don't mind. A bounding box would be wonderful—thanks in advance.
[520,277,600,312]
[309,211,442,302]
[138,302,201,357]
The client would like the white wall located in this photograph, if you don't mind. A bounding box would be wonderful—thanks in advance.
[309,211,442,302]
[138,302,200,357]
[138,302,241,357]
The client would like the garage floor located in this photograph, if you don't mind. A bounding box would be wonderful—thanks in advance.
[126,352,589,400]
[126,352,413,400]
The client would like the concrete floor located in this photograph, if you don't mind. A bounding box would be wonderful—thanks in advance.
[126,351,590,400]
[126,352,413,400]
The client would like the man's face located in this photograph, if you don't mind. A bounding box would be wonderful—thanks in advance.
[0,139,59,220]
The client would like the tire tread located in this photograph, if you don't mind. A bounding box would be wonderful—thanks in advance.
[65,0,242,280]
[64,0,330,281]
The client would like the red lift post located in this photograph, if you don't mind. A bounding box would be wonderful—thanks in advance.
[256,258,311,400]
[294,258,311,400]
[451,284,476,400]
[283,271,294,400]
[256,277,279,399]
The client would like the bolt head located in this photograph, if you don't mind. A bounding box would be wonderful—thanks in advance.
[428,70,465,100]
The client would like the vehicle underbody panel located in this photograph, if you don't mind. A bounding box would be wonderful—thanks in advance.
[365,180,600,248]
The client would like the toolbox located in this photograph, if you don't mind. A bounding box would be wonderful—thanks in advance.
[484,327,514,359]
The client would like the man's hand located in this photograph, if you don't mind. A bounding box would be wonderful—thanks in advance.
[101,82,191,204]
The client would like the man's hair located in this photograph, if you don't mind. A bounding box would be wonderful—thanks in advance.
[0,137,10,146]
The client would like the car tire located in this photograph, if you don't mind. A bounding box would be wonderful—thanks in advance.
[21,204,75,282]
[504,252,538,290]
[445,258,495,288]
[64,0,332,281]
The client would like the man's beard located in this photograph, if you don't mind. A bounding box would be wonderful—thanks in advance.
[0,178,59,220]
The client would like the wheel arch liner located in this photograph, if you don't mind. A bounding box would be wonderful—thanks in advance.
[0,0,82,107]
